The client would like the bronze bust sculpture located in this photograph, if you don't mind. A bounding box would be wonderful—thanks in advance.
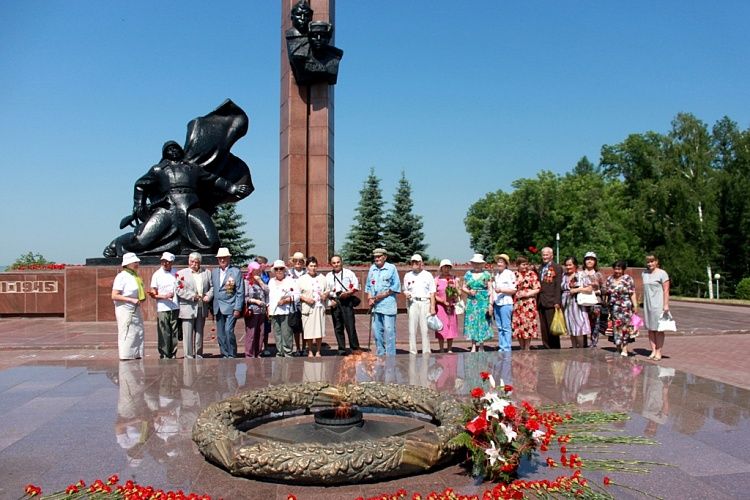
[285,0,343,86]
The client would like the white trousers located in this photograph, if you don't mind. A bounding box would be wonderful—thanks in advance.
[408,300,432,354]
[115,305,144,360]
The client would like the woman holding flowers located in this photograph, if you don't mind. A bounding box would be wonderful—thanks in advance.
[605,260,638,357]
[434,259,460,353]
[511,256,540,350]
[462,254,494,352]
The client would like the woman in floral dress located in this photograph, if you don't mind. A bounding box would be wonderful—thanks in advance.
[605,260,638,357]
[561,256,592,348]
[462,254,493,352]
[512,256,540,350]
[434,259,460,353]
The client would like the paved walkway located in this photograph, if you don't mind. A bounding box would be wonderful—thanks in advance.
[1,301,748,387]
[1,300,749,499]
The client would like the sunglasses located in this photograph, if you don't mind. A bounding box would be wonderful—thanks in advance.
[274,267,286,271]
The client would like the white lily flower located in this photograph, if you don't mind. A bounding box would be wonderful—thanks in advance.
[488,374,496,389]
[500,422,518,442]
[481,390,500,405]
[482,392,510,420]
[485,440,505,466]
[532,429,546,442]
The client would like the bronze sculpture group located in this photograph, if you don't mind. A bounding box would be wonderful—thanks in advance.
[103,100,254,258]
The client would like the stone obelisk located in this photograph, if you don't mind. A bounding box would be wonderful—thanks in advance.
[279,0,336,261]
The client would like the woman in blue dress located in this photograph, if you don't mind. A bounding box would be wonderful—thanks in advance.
[462,254,494,352]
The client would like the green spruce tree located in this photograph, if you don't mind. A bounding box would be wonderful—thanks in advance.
[212,203,254,263]
[341,168,385,264]
[382,172,428,263]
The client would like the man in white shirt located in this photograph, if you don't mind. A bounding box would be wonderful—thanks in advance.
[403,254,436,354]
[150,252,179,359]
[325,254,361,355]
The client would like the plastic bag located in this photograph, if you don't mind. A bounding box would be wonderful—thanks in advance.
[630,313,644,330]
[550,308,567,336]
[427,314,444,332]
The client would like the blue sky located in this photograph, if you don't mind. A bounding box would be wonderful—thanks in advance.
[1,1,749,265]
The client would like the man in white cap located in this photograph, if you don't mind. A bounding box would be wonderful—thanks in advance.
[365,248,401,355]
[210,247,244,358]
[403,254,436,354]
[150,251,179,358]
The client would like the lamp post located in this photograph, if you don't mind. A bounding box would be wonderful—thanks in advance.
[555,233,560,263]
[714,273,721,300]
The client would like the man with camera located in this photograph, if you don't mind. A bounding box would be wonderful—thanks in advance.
[326,255,362,355]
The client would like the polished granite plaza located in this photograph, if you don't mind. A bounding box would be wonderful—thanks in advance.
[1,346,749,500]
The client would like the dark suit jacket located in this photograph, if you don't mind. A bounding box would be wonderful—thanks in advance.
[210,266,244,315]
[536,262,563,309]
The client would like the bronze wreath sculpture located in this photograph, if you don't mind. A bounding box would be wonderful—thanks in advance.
[192,381,465,484]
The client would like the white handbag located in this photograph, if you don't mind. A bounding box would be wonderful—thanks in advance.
[657,311,676,332]
[454,299,466,315]
[576,292,598,306]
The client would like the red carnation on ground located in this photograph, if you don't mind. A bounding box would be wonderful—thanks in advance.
[466,409,488,435]
[503,404,517,419]
[471,387,485,398]
[480,371,490,380]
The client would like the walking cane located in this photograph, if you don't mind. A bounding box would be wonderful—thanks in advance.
[366,306,373,351]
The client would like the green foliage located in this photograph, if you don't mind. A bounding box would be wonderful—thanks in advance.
[466,112,750,296]
[212,204,254,264]
[10,251,51,270]
[341,168,385,264]
[735,278,750,300]
[382,172,428,263]
[713,117,750,290]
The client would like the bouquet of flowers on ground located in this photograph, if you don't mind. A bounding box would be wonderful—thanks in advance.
[451,371,551,483]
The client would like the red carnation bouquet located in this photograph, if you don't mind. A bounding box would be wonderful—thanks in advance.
[452,372,561,483]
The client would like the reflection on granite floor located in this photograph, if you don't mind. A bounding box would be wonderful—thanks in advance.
[1,349,749,499]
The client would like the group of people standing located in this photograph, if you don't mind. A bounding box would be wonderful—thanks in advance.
[454,247,671,360]
[111,248,363,360]
[112,248,245,361]
[111,245,672,361]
